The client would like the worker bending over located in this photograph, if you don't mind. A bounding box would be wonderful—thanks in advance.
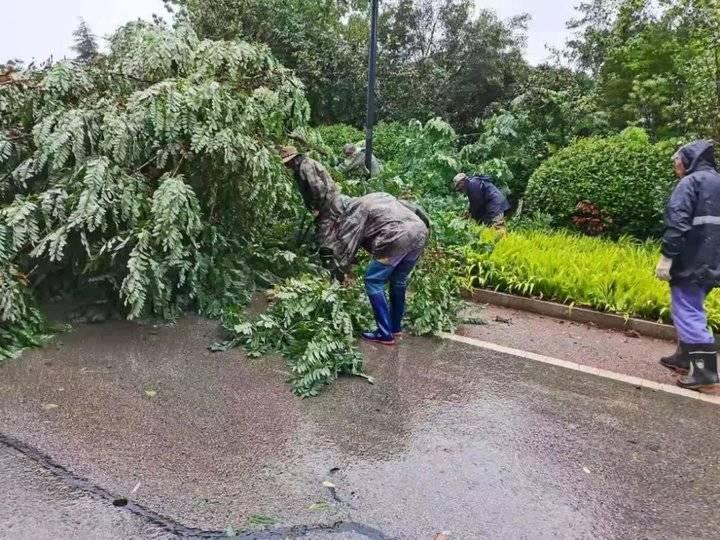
[280,146,428,346]
[453,172,510,231]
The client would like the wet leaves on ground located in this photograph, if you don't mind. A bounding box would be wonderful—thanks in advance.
[248,514,276,526]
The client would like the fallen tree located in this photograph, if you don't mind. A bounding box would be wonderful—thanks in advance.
[1,23,463,395]
[1,22,307,341]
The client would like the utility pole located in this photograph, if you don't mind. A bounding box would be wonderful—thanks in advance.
[365,0,380,173]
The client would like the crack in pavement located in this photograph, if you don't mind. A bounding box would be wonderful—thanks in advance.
[0,432,391,539]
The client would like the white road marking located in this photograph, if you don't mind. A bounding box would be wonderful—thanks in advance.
[440,332,720,406]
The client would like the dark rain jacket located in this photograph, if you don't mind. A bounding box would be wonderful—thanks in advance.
[293,156,429,273]
[464,176,511,225]
[662,140,720,287]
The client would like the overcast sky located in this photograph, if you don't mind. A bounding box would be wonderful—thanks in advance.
[1,0,578,66]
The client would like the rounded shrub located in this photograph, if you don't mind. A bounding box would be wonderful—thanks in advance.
[524,128,678,238]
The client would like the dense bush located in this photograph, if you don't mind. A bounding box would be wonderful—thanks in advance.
[314,124,364,157]
[467,229,720,329]
[318,119,464,202]
[372,122,416,162]
[373,119,461,198]
[312,121,423,165]
[524,128,678,237]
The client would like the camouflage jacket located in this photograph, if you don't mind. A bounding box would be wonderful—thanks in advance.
[294,156,428,272]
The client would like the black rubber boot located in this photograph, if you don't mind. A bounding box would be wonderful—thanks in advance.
[659,343,690,374]
[677,344,719,390]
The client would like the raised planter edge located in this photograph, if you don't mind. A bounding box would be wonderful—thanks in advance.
[464,288,676,342]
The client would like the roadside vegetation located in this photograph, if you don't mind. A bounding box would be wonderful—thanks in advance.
[467,230,720,330]
[3,0,720,395]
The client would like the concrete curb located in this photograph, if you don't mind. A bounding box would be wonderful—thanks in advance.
[465,288,676,342]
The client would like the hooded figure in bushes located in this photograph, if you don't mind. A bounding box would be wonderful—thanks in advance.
[338,143,383,178]
[280,146,429,345]
[656,140,720,390]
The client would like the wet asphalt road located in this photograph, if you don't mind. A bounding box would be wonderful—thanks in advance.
[1,316,720,539]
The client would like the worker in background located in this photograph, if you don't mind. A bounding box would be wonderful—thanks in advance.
[280,146,428,346]
[453,173,510,232]
[338,143,383,177]
[656,140,720,390]
[280,145,338,220]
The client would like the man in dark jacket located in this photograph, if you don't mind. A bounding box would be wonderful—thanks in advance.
[280,146,429,346]
[656,140,720,390]
[453,173,511,230]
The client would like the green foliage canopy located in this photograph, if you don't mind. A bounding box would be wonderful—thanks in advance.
[0,22,309,330]
[568,0,720,141]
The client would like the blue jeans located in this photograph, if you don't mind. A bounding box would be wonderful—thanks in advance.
[364,249,423,296]
[671,283,714,344]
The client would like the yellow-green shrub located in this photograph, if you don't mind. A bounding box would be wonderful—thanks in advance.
[467,229,720,329]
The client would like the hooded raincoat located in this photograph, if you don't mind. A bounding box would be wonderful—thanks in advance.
[293,155,429,273]
[338,149,383,177]
[662,140,720,287]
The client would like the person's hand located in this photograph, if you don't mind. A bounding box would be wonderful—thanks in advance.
[655,255,673,281]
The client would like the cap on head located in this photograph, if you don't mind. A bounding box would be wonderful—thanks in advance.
[278,145,299,164]
[453,172,468,191]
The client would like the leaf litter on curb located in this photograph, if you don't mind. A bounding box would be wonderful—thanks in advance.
[248,514,276,526]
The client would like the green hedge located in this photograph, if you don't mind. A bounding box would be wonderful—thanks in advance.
[467,229,720,329]
[373,122,418,162]
[315,124,364,155]
[315,121,448,164]
[525,128,678,238]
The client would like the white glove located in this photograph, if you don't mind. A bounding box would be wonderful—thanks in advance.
[655,255,673,282]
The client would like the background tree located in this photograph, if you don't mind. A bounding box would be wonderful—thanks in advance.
[566,0,720,140]
[565,0,622,76]
[165,0,368,125]
[377,0,530,132]
[461,65,608,198]
[668,0,720,139]
[167,0,529,132]
[72,18,99,63]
